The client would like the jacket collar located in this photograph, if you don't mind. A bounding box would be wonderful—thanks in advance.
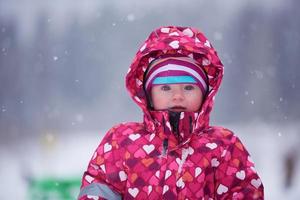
[144,110,200,150]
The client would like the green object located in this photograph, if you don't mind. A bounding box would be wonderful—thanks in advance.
[28,177,81,200]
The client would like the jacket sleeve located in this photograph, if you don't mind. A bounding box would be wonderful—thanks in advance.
[214,133,264,200]
[78,127,127,200]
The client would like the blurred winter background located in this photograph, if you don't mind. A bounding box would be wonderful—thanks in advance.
[0,0,299,199]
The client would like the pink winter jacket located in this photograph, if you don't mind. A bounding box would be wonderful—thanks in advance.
[78,26,264,199]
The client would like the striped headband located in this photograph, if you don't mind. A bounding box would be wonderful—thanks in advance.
[144,56,208,95]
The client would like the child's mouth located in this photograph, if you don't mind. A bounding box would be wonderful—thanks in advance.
[169,106,186,111]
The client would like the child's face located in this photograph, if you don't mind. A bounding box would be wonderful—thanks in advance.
[151,83,204,112]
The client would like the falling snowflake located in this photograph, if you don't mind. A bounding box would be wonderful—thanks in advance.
[253,70,264,79]
[53,56,58,61]
[278,132,282,137]
[291,84,295,89]
[2,47,7,56]
[127,13,135,22]
[279,97,283,102]
[250,100,255,105]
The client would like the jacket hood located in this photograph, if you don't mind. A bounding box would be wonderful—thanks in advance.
[126,26,224,132]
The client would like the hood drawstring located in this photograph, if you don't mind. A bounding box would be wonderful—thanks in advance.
[189,116,193,134]
[161,116,168,157]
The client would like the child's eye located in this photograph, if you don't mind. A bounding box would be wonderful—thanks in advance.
[161,85,171,91]
[184,85,195,90]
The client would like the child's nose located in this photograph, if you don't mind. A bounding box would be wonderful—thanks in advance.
[172,89,184,101]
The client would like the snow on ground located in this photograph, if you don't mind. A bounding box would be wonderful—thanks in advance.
[228,122,300,200]
[0,122,299,199]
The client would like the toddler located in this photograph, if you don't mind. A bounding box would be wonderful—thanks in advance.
[78,26,264,199]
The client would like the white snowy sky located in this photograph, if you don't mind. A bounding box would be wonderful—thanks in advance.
[0,0,289,40]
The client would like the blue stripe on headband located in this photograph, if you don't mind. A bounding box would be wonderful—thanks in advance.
[153,76,197,85]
